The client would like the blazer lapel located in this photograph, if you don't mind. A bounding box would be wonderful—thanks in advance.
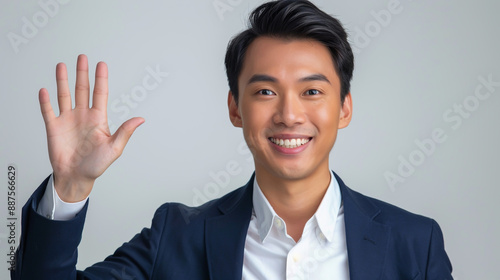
[335,172,390,280]
[205,175,254,280]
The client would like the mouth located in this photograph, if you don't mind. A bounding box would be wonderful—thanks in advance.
[268,137,312,148]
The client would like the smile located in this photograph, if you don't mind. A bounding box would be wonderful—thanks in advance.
[269,137,311,148]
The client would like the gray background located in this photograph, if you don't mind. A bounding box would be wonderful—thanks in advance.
[1,0,499,278]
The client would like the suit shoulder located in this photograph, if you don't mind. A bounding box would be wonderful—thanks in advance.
[152,185,248,226]
[345,186,436,233]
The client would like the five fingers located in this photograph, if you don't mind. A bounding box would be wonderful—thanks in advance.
[40,55,143,144]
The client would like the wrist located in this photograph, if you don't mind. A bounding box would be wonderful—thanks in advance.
[53,173,95,202]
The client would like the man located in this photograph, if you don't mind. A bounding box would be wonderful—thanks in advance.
[12,0,453,279]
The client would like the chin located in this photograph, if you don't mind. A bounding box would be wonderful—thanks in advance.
[270,166,314,181]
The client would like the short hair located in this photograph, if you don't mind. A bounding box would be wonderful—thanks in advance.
[224,0,354,105]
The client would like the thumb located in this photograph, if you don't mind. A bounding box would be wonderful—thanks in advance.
[111,117,145,156]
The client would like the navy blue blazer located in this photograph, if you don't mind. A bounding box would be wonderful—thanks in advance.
[12,172,453,279]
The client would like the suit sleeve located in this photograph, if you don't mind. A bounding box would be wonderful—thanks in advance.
[426,219,454,280]
[11,176,169,280]
[11,176,88,279]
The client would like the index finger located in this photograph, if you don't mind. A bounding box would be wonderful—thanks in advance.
[91,61,108,112]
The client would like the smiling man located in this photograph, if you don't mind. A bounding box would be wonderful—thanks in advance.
[13,1,453,279]
[229,36,352,245]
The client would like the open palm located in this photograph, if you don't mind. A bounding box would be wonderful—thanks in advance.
[39,55,144,202]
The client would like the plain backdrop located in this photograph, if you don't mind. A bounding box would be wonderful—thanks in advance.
[1,0,499,279]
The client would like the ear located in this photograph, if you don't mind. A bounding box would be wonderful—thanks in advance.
[338,92,352,129]
[228,91,243,127]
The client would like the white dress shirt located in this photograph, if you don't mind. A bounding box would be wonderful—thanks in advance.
[37,175,87,220]
[242,170,349,280]
[38,171,349,279]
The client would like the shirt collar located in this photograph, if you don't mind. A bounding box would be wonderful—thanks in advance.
[252,170,342,243]
[252,179,276,242]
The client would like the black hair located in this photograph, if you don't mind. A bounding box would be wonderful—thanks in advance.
[224,0,354,105]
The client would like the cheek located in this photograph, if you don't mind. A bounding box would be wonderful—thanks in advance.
[241,104,270,143]
[309,102,340,131]
[311,105,340,152]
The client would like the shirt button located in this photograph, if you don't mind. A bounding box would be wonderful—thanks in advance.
[293,254,300,262]
[275,218,283,229]
[319,232,326,241]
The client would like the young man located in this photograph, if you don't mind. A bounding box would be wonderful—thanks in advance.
[13,0,453,279]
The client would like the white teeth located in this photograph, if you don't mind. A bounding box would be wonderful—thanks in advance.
[270,137,310,148]
[296,138,302,147]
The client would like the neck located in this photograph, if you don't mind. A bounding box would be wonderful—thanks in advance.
[255,167,331,241]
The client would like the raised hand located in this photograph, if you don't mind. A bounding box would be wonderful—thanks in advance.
[38,55,145,202]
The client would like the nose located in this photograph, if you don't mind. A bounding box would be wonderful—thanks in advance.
[272,93,306,127]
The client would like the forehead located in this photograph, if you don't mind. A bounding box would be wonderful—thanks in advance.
[239,36,339,85]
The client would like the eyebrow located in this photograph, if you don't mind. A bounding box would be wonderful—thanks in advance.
[247,74,277,84]
[299,74,331,84]
[246,73,331,85]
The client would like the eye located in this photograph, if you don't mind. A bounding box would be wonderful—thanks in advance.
[305,89,320,96]
[257,89,275,96]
